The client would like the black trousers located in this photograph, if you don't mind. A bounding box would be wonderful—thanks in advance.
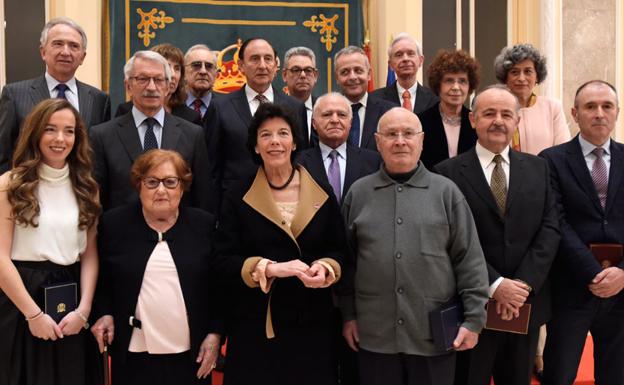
[333,308,358,385]
[542,296,624,385]
[113,351,210,385]
[358,348,456,385]
[454,328,539,385]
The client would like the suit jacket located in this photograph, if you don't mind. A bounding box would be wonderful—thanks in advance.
[115,101,202,126]
[359,94,395,151]
[418,103,477,169]
[370,81,438,114]
[95,203,221,364]
[435,148,560,328]
[539,136,624,308]
[89,111,212,212]
[207,86,308,210]
[296,144,381,203]
[0,76,111,172]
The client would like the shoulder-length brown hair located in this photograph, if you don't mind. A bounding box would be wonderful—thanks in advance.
[7,99,100,229]
[151,43,186,108]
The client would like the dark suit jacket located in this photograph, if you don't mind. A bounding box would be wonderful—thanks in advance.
[95,203,221,364]
[89,111,212,212]
[359,94,395,151]
[296,144,381,203]
[115,101,202,126]
[435,148,560,327]
[0,76,111,172]
[418,103,477,169]
[370,81,438,114]
[207,86,307,210]
[539,136,624,308]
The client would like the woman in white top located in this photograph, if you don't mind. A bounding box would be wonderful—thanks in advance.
[0,98,100,385]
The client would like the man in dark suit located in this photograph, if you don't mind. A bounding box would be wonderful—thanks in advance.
[334,46,394,152]
[297,92,380,204]
[90,50,211,212]
[539,80,624,385]
[435,85,560,385]
[208,37,307,210]
[184,44,219,124]
[0,17,111,173]
[370,33,438,114]
[282,46,319,143]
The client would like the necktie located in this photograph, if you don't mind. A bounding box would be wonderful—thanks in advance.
[401,90,412,111]
[327,150,341,202]
[192,99,203,115]
[490,154,507,216]
[143,118,158,152]
[255,94,269,105]
[55,84,69,100]
[348,103,362,147]
[591,147,608,209]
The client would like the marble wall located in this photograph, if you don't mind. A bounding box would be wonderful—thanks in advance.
[562,0,616,134]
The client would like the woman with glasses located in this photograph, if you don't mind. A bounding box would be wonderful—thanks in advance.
[417,49,481,169]
[115,44,202,125]
[0,99,100,385]
[91,149,222,385]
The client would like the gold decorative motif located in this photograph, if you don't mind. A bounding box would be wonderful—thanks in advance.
[303,14,339,52]
[136,8,174,47]
[213,39,247,94]
[57,303,66,313]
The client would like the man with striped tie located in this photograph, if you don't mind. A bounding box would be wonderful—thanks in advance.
[0,17,110,173]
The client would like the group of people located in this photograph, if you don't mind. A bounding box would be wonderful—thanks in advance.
[0,15,622,385]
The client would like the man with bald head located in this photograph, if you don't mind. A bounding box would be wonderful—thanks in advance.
[371,32,438,114]
[340,107,488,385]
[540,80,624,385]
[436,85,559,385]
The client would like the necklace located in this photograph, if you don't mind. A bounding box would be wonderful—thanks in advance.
[439,105,462,126]
[266,167,296,190]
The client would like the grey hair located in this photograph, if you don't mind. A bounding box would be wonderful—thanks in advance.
[184,44,217,63]
[124,51,172,81]
[494,43,547,84]
[387,32,422,57]
[574,80,619,108]
[471,84,520,112]
[284,46,316,68]
[313,92,353,118]
[334,46,370,69]
[40,17,87,50]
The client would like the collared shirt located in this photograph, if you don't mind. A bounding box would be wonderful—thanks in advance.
[304,95,313,140]
[45,72,79,111]
[351,92,368,146]
[185,92,213,118]
[579,134,611,175]
[246,85,275,116]
[319,141,347,194]
[396,81,418,111]
[475,141,511,297]
[132,107,165,148]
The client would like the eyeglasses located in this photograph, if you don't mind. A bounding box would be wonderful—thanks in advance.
[186,61,216,71]
[285,67,317,76]
[130,76,167,87]
[376,130,423,141]
[142,177,180,189]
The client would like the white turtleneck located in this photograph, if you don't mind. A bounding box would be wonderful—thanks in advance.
[11,163,87,265]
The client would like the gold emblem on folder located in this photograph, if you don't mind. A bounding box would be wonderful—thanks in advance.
[57,303,66,314]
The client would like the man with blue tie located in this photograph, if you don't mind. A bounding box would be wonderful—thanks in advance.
[89,50,211,212]
[0,17,110,173]
[540,80,624,385]
[334,46,394,152]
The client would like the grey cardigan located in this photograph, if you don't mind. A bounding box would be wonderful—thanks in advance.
[340,164,488,356]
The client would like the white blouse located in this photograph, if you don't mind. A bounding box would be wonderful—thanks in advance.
[11,163,86,266]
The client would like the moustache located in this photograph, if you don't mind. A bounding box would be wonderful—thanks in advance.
[487,125,507,134]
[141,92,161,98]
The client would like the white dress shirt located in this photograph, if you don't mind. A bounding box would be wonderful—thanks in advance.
[396,82,418,110]
[578,134,611,175]
[132,107,165,148]
[351,93,368,146]
[245,85,275,116]
[45,72,80,111]
[304,95,313,140]
[319,141,347,193]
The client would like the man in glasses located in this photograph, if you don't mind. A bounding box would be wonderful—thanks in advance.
[282,46,319,141]
[340,107,488,385]
[90,50,211,212]
[184,44,219,121]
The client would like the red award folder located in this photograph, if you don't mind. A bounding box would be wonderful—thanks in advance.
[590,243,623,269]
[484,299,531,335]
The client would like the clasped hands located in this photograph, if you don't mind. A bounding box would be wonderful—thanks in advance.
[492,278,530,321]
[265,259,328,288]
[28,308,89,341]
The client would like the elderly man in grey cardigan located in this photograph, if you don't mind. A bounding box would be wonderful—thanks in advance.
[339,107,488,385]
